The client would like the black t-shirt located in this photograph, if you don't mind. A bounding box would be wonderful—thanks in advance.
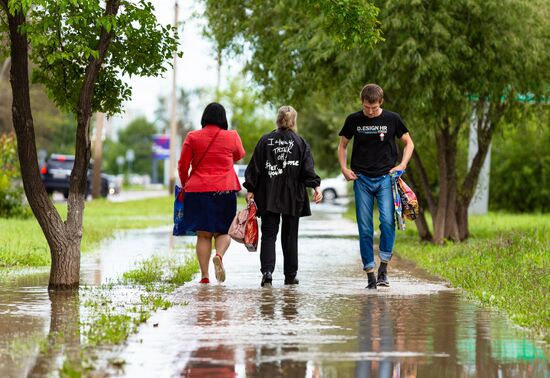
[339,109,409,177]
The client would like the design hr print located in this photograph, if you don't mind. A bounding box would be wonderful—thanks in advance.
[266,138,299,177]
[357,125,388,141]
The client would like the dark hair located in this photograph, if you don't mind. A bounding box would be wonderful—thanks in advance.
[201,102,228,130]
[360,83,384,103]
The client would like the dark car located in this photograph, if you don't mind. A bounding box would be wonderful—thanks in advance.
[40,154,110,198]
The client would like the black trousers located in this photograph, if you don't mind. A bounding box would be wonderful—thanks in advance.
[260,211,300,278]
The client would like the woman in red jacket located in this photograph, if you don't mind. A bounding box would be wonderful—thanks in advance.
[178,103,246,284]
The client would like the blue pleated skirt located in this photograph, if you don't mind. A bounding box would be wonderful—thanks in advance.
[182,191,237,234]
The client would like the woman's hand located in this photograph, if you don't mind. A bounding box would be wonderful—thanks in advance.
[246,192,254,204]
[313,187,323,204]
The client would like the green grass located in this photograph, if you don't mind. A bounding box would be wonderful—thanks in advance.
[83,254,199,347]
[122,255,165,285]
[0,196,173,267]
[122,254,199,289]
[345,202,550,341]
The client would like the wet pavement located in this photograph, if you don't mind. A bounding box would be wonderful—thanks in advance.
[0,202,548,377]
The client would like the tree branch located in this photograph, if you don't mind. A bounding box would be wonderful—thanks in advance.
[68,0,121,230]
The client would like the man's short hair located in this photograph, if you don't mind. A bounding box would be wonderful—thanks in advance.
[360,84,384,103]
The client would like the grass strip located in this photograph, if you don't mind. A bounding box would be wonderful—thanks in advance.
[345,203,550,341]
[0,196,173,268]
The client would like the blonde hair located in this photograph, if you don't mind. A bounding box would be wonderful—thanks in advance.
[276,105,297,132]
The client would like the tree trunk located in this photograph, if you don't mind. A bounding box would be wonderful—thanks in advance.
[406,167,432,241]
[433,127,450,244]
[457,101,499,240]
[414,206,433,241]
[411,150,436,217]
[443,123,460,242]
[456,201,469,240]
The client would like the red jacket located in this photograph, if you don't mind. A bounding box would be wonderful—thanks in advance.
[178,125,246,192]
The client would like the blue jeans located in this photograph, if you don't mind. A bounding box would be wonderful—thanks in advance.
[353,174,395,270]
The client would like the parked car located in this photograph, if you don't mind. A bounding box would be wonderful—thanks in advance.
[320,174,348,202]
[40,154,110,198]
[105,174,122,195]
[234,164,247,196]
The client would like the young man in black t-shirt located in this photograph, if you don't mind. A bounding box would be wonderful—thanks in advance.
[338,84,414,289]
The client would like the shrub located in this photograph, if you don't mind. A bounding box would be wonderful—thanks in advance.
[0,133,31,218]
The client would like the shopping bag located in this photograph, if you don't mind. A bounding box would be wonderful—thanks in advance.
[244,201,258,252]
[228,206,249,243]
[172,185,195,236]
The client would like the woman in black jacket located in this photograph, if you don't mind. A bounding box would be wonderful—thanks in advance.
[244,105,322,287]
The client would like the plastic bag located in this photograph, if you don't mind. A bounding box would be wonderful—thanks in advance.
[244,201,258,252]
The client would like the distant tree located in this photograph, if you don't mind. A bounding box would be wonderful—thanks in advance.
[0,0,179,289]
[117,117,156,175]
[154,87,193,135]
[490,108,550,212]
[1,58,73,151]
[220,76,273,163]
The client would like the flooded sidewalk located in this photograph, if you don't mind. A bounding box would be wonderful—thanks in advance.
[0,203,548,377]
[120,205,549,377]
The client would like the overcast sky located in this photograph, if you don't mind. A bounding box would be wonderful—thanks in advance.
[123,0,243,127]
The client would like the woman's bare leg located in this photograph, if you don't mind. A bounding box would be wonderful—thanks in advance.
[196,231,213,279]
[214,233,231,257]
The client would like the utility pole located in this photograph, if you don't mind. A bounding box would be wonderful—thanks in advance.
[92,112,105,199]
[168,0,179,194]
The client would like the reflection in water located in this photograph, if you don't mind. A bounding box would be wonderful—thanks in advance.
[27,291,81,377]
[355,295,397,378]
[245,289,307,378]
[183,287,237,377]
[181,287,310,378]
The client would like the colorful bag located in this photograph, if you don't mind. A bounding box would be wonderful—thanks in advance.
[244,202,258,252]
[173,185,195,236]
[397,178,419,220]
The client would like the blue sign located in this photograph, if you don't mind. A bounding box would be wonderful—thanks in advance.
[152,135,170,160]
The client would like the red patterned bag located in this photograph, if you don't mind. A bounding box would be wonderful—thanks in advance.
[244,201,258,252]
[397,178,419,220]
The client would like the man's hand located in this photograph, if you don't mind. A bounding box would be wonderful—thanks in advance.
[389,163,407,174]
[342,167,358,181]
[246,192,254,204]
[313,187,323,204]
